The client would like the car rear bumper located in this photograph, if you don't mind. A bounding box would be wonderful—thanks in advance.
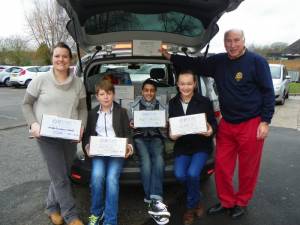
[70,155,215,185]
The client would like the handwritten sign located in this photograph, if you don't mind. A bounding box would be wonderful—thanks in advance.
[169,113,207,136]
[89,136,127,157]
[132,40,162,56]
[114,85,134,100]
[134,110,166,128]
[40,115,82,140]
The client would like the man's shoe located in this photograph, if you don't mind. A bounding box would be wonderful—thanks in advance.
[68,218,84,225]
[49,212,64,225]
[207,203,231,215]
[230,206,246,219]
[148,200,171,217]
[183,209,194,225]
[194,202,205,218]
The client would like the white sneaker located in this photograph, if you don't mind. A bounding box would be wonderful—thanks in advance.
[148,200,171,217]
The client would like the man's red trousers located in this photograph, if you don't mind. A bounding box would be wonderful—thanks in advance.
[215,117,265,208]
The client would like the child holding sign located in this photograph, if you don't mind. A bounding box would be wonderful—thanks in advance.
[130,78,170,225]
[168,70,217,225]
[82,78,133,225]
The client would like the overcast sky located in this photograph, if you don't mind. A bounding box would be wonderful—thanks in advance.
[0,0,299,53]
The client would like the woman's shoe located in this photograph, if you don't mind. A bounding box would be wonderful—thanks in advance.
[49,212,64,225]
[183,209,194,225]
[194,202,205,218]
[68,218,84,225]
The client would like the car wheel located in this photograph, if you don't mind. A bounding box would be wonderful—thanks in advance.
[279,94,285,105]
[25,80,31,87]
[286,91,289,99]
[4,78,10,87]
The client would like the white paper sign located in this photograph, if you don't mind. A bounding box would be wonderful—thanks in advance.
[169,113,207,136]
[89,136,127,157]
[40,115,82,140]
[132,40,162,56]
[115,85,134,99]
[134,110,166,128]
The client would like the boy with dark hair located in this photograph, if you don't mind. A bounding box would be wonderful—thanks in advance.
[130,78,170,225]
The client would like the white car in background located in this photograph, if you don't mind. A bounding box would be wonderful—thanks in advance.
[9,66,40,87]
[38,65,51,74]
[0,65,8,72]
[269,64,291,105]
[0,66,21,86]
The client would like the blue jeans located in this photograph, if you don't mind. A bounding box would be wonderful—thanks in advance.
[174,152,208,209]
[90,156,124,225]
[134,137,164,200]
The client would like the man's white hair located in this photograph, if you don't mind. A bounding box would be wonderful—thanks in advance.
[224,29,245,41]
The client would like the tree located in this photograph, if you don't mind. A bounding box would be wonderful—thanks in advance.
[35,43,51,65]
[0,36,30,65]
[247,42,289,58]
[24,0,74,51]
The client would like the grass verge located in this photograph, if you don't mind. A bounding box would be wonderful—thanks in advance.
[289,82,300,94]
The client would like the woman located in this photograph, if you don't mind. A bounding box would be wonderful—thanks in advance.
[82,78,133,225]
[168,70,217,225]
[22,42,87,225]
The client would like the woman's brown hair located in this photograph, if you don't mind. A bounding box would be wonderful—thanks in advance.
[52,42,73,59]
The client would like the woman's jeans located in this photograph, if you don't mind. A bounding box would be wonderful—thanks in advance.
[134,137,164,200]
[90,156,124,225]
[174,152,208,209]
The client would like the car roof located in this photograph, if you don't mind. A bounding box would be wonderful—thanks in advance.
[57,0,244,53]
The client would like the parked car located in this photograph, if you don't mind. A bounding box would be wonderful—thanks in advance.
[9,66,41,87]
[0,65,8,72]
[269,64,291,105]
[38,65,51,75]
[57,0,243,184]
[0,66,21,86]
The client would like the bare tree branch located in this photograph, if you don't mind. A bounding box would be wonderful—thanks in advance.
[24,0,73,50]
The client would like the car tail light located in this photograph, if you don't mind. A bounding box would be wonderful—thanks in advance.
[207,169,215,175]
[113,42,132,50]
[214,111,221,119]
[71,172,81,180]
[19,69,26,76]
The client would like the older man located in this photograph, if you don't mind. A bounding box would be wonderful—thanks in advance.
[162,29,275,219]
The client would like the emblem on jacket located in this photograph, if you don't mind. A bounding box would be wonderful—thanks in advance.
[235,72,243,82]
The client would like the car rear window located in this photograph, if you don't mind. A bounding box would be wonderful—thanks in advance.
[84,11,204,37]
[99,63,167,82]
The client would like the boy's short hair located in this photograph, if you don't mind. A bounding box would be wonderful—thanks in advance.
[95,78,115,94]
[142,78,158,90]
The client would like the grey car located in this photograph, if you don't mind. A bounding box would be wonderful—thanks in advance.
[269,64,291,105]
[57,0,244,184]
